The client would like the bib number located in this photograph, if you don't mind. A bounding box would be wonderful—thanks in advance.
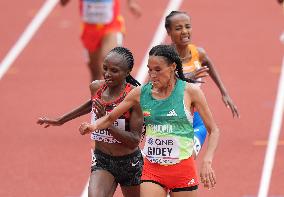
[143,136,180,165]
[82,0,114,24]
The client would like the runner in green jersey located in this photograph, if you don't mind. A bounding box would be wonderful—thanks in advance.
[80,45,220,196]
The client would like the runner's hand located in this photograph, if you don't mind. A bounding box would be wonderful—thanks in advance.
[79,122,96,135]
[128,0,142,17]
[200,160,216,190]
[37,117,63,128]
[184,66,209,81]
[92,99,106,118]
[60,0,70,6]
[222,95,240,118]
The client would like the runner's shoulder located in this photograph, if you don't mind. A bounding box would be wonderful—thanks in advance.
[89,80,104,93]
[185,82,202,96]
[196,46,207,57]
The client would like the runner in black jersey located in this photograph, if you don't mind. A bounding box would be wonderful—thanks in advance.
[37,47,143,197]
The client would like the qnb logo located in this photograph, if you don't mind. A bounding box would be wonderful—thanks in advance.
[167,109,177,116]
[148,138,154,145]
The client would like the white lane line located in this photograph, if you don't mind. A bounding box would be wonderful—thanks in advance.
[80,0,184,196]
[0,0,58,80]
[136,0,184,83]
[257,57,284,197]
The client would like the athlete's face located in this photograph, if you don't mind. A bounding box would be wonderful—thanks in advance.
[167,13,192,47]
[102,53,129,87]
[147,56,176,89]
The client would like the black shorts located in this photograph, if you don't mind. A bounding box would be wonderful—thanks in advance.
[91,149,143,186]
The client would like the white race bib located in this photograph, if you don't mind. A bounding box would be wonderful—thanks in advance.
[143,136,180,165]
[90,111,125,143]
[82,0,114,24]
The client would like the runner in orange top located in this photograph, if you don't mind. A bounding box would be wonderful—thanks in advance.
[165,11,239,158]
[60,0,141,81]
[165,11,239,118]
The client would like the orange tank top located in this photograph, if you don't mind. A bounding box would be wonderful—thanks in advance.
[182,44,202,74]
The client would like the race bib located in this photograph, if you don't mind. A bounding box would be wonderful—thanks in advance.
[91,129,120,143]
[82,0,114,24]
[113,119,125,131]
[90,111,125,143]
[143,136,180,165]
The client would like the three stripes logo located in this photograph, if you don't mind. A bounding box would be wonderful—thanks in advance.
[167,109,177,116]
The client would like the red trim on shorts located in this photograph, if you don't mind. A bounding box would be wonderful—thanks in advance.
[141,157,199,191]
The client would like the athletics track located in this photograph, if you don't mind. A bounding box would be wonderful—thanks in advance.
[0,0,283,197]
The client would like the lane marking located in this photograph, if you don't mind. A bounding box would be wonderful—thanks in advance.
[257,57,284,197]
[0,0,58,80]
[80,0,184,196]
[253,140,284,146]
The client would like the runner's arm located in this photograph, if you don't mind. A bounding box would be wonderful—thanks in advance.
[198,47,239,118]
[108,104,143,149]
[79,87,141,134]
[186,84,220,189]
[127,0,142,17]
[60,0,70,6]
[37,81,102,127]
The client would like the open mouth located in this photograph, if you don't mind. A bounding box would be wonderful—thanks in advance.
[104,78,113,83]
[181,36,190,42]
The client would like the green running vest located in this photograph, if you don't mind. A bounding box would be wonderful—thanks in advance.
[140,79,194,165]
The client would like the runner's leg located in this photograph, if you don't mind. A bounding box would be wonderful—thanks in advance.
[88,170,117,197]
[88,32,122,81]
[140,182,168,197]
[88,49,103,81]
[170,190,197,197]
[121,185,140,197]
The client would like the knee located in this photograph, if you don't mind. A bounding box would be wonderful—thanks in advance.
[88,185,109,197]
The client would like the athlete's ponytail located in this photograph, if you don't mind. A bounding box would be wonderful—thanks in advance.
[126,74,141,87]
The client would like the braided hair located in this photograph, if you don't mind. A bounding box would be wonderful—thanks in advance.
[165,10,188,31]
[108,47,141,87]
[149,44,195,83]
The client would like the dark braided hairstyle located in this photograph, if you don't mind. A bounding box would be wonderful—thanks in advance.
[165,10,188,31]
[108,46,141,87]
[149,44,195,83]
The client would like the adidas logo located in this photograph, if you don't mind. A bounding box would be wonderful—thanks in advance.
[167,109,177,116]
[188,178,195,185]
